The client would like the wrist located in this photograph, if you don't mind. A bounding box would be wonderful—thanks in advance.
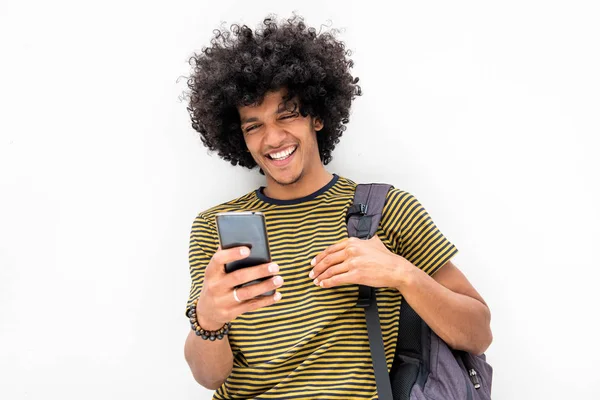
[193,297,227,331]
[394,256,418,293]
[188,298,230,338]
[197,315,226,331]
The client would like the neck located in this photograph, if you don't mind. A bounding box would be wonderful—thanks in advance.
[263,166,334,201]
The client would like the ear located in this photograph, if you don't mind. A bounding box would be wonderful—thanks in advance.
[313,117,324,132]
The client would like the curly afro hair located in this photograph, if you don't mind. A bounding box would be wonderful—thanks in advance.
[185,14,362,170]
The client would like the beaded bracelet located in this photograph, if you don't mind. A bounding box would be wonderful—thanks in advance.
[187,298,231,341]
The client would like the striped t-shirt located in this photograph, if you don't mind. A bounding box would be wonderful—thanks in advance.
[186,174,458,400]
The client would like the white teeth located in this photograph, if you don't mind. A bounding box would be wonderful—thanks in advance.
[269,146,296,160]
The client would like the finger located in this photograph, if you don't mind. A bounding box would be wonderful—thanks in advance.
[311,238,348,267]
[319,269,356,288]
[207,246,251,276]
[235,291,283,315]
[227,262,279,288]
[234,275,284,301]
[310,249,347,279]
[312,262,350,286]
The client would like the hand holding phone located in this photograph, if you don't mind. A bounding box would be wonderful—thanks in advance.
[193,245,283,331]
[216,211,275,296]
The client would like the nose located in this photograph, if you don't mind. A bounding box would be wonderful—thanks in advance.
[263,122,287,149]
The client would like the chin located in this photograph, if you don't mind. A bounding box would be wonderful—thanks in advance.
[269,169,303,186]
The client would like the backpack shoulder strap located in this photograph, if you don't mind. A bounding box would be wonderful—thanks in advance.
[347,183,393,239]
[346,182,394,307]
[347,183,394,400]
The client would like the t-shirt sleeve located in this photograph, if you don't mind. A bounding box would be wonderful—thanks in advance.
[380,189,459,276]
[185,213,219,317]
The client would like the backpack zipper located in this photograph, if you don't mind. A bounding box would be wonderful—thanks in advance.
[468,368,481,390]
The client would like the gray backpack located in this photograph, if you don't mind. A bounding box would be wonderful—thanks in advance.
[346,183,493,400]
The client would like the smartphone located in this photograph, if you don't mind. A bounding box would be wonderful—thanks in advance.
[215,211,274,295]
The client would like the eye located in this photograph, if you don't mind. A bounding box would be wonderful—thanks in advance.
[280,113,298,120]
[245,124,260,133]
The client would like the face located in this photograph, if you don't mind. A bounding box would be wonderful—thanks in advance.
[238,89,324,187]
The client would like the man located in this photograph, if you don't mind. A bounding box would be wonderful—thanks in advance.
[183,15,492,400]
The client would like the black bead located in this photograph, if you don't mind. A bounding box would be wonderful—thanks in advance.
[195,330,201,336]
[217,334,223,340]
[209,336,216,341]
[201,334,208,340]
[223,329,229,335]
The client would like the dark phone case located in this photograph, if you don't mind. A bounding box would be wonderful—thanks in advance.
[215,212,274,295]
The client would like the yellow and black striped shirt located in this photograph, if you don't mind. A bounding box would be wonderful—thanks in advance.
[186,174,458,400]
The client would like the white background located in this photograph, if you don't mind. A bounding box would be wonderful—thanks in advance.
[1,1,599,399]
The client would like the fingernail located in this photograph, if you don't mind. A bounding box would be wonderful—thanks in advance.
[274,292,282,301]
[313,278,319,285]
[273,276,283,286]
[268,263,279,273]
[309,270,314,279]
[240,247,250,256]
[319,281,324,287]
[310,257,316,266]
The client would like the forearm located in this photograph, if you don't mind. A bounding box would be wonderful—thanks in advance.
[184,322,233,390]
[395,260,492,355]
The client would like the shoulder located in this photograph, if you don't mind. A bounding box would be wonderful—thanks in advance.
[381,187,436,225]
[341,178,422,214]
[336,175,358,188]
[384,187,419,207]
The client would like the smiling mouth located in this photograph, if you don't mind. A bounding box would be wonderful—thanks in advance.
[266,145,297,161]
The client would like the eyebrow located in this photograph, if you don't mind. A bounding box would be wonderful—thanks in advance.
[241,102,298,125]
[241,116,259,124]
